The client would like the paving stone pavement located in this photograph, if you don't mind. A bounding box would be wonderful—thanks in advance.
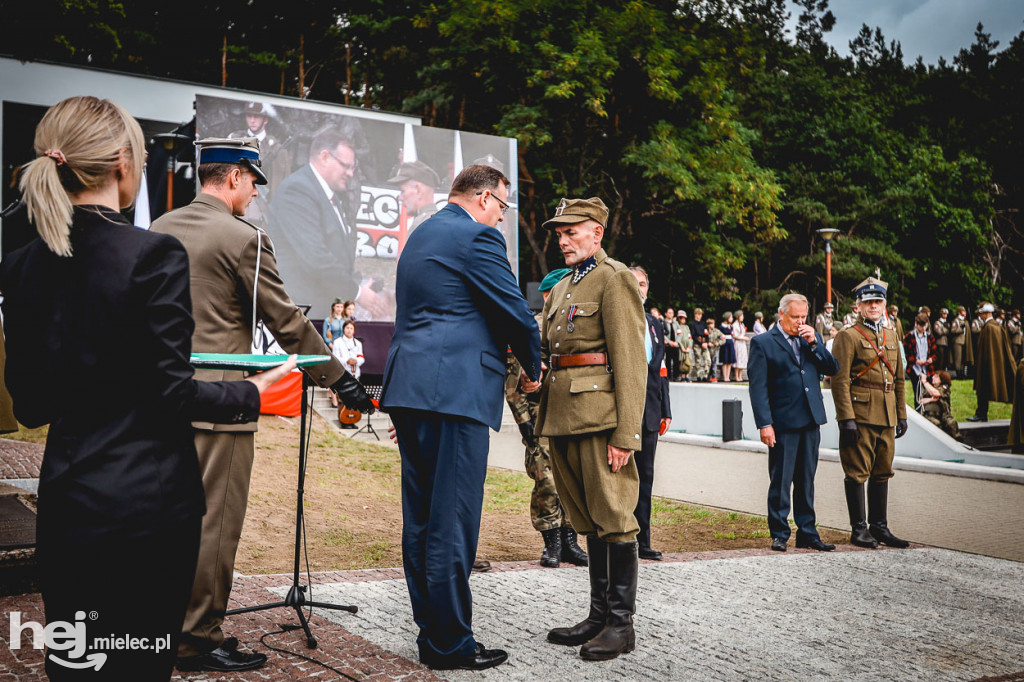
[290,548,1024,682]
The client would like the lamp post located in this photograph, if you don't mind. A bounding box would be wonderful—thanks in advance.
[152,133,191,214]
[817,228,840,305]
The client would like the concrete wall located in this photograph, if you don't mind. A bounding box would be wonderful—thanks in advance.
[666,382,1024,470]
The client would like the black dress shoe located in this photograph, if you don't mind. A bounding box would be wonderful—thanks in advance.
[638,546,663,561]
[472,559,492,573]
[770,538,787,552]
[176,642,267,672]
[966,415,986,422]
[795,537,836,551]
[426,643,508,671]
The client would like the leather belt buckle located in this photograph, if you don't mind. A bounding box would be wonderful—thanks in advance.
[883,378,893,393]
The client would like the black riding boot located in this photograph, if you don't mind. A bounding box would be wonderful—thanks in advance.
[844,480,879,548]
[540,528,561,568]
[580,541,637,661]
[548,535,608,645]
[868,480,910,548]
[560,526,589,566]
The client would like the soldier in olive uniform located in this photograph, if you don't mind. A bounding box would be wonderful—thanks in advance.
[831,277,910,550]
[504,267,588,568]
[814,302,834,337]
[933,308,950,371]
[1008,309,1023,362]
[536,198,646,661]
[950,306,969,377]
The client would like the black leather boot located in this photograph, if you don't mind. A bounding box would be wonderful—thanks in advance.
[540,528,561,568]
[560,526,589,566]
[867,480,910,548]
[844,480,879,548]
[580,541,637,661]
[548,535,608,645]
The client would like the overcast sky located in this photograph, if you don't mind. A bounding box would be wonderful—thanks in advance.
[786,0,1024,65]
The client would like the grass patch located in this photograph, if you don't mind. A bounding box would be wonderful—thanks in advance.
[483,469,533,512]
[2,423,48,444]
[903,379,1012,422]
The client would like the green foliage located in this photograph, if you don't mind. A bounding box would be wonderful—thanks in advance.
[7,0,1021,311]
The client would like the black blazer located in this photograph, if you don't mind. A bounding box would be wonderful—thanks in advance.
[642,313,672,433]
[0,206,259,545]
[268,164,360,312]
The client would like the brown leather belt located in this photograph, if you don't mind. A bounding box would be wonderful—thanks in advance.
[549,353,608,370]
[852,378,894,393]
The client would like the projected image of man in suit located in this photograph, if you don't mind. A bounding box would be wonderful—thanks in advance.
[268,128,388,318]
[747,293,839,553]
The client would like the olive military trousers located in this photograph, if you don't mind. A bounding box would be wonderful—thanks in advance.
[178,431,255,658]
[548,432,640,543]
[839,423,895,484]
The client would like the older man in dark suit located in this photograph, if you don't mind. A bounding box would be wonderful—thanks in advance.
[381,165,541,671]
[268,128,387,319]
[629,266,671,561]
[748,293,839,552]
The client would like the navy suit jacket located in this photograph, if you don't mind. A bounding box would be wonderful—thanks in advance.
[642,313,672,433]
[748,325,838,432]
[380,204,541,430]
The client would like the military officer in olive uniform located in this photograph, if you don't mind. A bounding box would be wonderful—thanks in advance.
[814,302,834,337]
[504,267,588,568]
[151,138,373,673]
[536,197,647,662]
[830,277,910,550]
[933,308,950,371]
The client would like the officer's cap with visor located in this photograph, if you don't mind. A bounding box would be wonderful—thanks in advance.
[196,137,268,185]
[854,276,888,302]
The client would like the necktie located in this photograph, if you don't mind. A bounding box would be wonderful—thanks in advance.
[790,335,800,362]
[330,194,350,235]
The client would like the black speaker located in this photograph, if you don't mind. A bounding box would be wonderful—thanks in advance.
[722,399,743,442]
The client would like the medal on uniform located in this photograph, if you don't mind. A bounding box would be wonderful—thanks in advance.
[567,304,578,333]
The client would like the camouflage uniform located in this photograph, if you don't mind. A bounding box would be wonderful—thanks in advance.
[505,350,565,532]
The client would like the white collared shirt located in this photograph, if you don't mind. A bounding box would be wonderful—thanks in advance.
[309,164,349,234]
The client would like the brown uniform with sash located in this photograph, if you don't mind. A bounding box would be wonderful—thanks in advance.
[152,193,344,656]
[536,249,646,542]
[830,321,907,483]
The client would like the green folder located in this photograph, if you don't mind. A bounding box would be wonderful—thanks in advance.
[189,353,330,372]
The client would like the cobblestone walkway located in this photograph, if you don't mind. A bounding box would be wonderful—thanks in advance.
[300,548,1024,682]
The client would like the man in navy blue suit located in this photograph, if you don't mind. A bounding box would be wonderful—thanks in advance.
[629,266,671,561]
[747,293,839,552]
[380,165,542,671]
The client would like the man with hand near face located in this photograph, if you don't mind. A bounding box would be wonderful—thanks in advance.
[831,277,909,549]
[536,197,646,662]
[748,293,838,553]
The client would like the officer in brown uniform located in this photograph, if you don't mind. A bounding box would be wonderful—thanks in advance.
[151,138,373,673]
[536,198,647,661]
[504,267,588,567]
[831,277,910,550]
[950,306,969,377]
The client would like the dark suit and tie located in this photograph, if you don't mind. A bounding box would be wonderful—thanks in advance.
[748,308,838,551]
[381,183,541,670]
[268,163,360,315]
[634,313,671,560]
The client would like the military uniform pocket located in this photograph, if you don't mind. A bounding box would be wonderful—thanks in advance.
[851,388,871,421]
[568,372,617,432]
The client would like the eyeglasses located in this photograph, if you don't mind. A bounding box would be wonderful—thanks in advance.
[476,190,510,216]
[327,151,356,173]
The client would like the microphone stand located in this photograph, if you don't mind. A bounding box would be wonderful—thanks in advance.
[225,373,357,648]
